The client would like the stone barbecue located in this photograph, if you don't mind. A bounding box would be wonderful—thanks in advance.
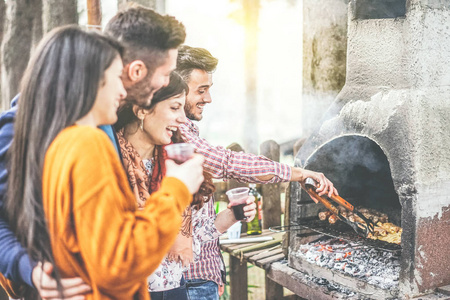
[288,0,450,298]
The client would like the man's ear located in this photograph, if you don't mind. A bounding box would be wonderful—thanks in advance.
[126,60,148,82]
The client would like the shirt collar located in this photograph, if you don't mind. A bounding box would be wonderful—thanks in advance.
[185,118,200,136]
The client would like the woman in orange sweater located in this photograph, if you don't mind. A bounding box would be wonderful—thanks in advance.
[4,26,204,300]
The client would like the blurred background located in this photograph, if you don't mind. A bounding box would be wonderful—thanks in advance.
[90,0,303,159]
[1,0,347,161]
[0,0,303,163]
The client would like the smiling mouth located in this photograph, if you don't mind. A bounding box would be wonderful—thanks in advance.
[196,103,206,112]
[167,126,178,132]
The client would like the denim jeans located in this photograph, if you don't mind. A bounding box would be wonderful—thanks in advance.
[150,277,188,300]
[185,279,219,300]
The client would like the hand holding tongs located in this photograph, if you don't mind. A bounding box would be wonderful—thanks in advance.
[304,178,375,237]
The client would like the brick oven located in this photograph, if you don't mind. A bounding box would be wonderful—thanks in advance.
[287,0,450,298]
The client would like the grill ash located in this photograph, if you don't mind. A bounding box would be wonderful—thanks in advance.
[295,238,400,289]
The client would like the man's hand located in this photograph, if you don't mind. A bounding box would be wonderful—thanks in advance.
[292,167,338,198]
[218,284,225,296]
[215,196,256,232]
[232,196,257,223]
[32,262,91,300]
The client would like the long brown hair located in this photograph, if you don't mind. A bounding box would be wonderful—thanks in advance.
[5,25,123,297]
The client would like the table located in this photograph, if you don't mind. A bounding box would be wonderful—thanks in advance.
[220,229,286,300]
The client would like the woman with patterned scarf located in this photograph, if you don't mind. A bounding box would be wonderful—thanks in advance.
[114,72,220,300]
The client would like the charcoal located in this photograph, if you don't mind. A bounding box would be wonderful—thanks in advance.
[296,237,400,289]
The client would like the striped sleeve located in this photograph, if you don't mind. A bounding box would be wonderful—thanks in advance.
[179,121,291,184]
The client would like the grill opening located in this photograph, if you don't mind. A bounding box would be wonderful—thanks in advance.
[300,135,401,226]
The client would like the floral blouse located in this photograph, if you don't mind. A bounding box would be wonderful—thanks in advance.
[143,159,222,292]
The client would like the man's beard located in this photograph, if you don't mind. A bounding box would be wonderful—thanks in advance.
[184,101,202,121]
[124,75,155,108]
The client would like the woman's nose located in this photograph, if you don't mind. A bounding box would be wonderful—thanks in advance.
[177,112,187,124]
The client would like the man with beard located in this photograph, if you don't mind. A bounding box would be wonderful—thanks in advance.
[175,45,338,299]
[0,5,192,299]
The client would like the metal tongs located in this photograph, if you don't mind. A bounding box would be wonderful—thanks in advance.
[304,178,375,237]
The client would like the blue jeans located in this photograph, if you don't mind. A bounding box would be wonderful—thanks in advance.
[185,279,219,300]
[150,277,188,300]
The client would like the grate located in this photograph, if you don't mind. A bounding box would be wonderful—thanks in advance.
[293,219,402,253]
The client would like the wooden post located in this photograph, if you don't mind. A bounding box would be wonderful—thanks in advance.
[265,270,284,300]
[87,0,102,30]
[260,140,281,229]
[229,256,248,300]
[282,182,292,257]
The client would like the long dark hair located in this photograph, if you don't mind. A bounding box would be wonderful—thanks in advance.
[5,25,123,297]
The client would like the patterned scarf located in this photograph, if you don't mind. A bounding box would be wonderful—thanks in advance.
[117,129,193,264]
[117,129,151,209]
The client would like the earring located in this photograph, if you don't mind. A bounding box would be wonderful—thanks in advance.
[140,118,144,130]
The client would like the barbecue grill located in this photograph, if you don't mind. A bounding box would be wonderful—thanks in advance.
[287,0,450,298]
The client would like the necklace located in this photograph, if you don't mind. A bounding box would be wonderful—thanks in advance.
[142,158,155,176]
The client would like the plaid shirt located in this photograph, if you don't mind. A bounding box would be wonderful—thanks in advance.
[184,199,225,285]
[179,119,292,184]
[181,119,292,286]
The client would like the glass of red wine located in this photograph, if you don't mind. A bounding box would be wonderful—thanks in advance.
[226,187,250,221]
[165,143,194,164]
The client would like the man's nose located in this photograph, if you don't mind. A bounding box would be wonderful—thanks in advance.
[203,92,212,103]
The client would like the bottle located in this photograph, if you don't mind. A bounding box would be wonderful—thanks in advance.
[247,183,262,235]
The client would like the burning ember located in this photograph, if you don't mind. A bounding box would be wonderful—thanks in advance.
[295,238,400,289]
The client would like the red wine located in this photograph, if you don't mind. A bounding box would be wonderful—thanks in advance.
[231,203,246,220]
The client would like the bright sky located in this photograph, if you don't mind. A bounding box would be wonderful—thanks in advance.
[80,0,303,157]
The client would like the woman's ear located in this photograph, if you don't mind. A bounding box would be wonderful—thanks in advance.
[133,105,151,119]
[126,60,148,82]
[132,105,145,119]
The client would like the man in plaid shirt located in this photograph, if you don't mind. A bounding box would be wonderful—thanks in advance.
[177,46,338,299]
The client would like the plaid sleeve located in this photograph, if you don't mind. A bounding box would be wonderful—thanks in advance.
[179,123,292,184]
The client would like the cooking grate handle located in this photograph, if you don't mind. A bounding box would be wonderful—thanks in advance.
[268,225,307,233]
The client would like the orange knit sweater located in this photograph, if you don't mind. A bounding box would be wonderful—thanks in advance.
[42,125,191,299]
